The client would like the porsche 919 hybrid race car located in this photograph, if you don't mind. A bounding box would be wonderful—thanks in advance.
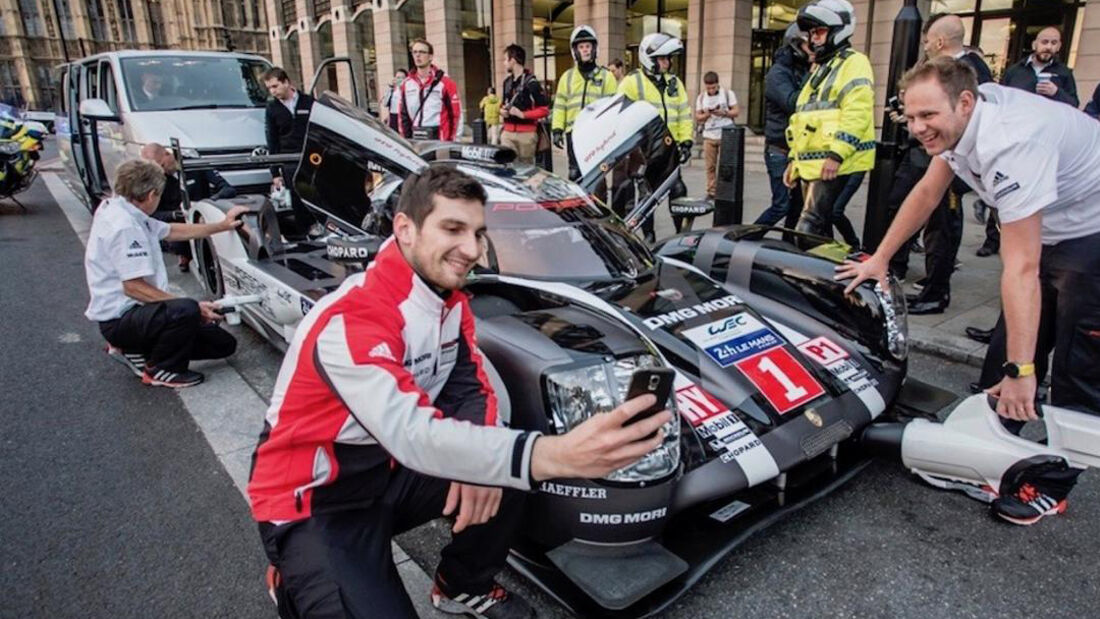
[180,93,950,617]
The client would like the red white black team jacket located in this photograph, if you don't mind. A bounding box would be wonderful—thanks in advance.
[248,239,540,523]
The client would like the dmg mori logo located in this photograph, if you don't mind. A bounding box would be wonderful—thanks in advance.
[707,314,748,336]
[579,507,667,525]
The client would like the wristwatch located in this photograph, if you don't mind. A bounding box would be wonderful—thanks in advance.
[1002,361,1036,378]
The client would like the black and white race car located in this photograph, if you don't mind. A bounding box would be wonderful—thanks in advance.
[181,93,948,617]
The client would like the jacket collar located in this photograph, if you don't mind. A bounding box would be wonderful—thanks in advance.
[373,238,451,314]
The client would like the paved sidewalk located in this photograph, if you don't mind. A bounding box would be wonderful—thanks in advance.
[551,150,1000,369]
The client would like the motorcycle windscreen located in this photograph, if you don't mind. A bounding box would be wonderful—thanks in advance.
[571,95,679,201]
[295,93,427,230]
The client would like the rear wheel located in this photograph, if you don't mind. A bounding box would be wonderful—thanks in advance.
[193,213,225,297]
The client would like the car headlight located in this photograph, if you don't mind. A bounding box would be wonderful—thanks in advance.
[875,278,908,360]
[0,141,21,155]
[544,355,680,483]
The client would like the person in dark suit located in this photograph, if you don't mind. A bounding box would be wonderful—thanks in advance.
[141,142,237,272]
[263,67,320,238]
[135,71,165,106]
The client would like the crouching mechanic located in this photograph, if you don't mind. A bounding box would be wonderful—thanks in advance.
[838,57,1100,517]
[247,167,670,619]
[84,159,246,388]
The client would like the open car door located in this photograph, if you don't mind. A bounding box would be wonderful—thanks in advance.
[294,92,427,232]
[308,56,364,109]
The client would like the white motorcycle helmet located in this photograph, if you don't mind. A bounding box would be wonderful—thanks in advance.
[570,25,599,64]
[797,0,856,62]
[637,32,684,75]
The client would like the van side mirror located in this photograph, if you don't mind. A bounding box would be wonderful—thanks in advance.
[79,98,120,122]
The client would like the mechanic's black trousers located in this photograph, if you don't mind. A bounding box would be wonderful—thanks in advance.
[259,466,526,619]
[797,177,851,240]
[99,299,236,373]
[978,230,1100,414]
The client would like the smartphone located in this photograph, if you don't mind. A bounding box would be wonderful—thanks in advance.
[623,367,675,432]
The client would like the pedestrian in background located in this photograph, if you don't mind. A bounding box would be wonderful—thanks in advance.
[609,58,626,84]
[1085,82,1100,119]
[381,69,407,132]
[478,86,502,145]
[399,39,462,142]
[694,71,739,203]
[500,43,550,165]
[755,23,809,228]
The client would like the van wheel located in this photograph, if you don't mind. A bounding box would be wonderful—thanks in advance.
[193,214,224,297]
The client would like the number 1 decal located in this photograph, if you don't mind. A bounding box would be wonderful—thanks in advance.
[733,348,825,414]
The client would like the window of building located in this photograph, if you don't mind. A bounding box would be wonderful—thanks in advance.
[117,0,137,42]
[281,0,296,28]
[532,0,571,89]
[0,61,23,107]
[284,31,303,86]
[149,2,167,47]
[931,0,1085,80]
[354,9,378,112]
[88,0,109,41]
[461,0,491,110]
[56,0,76,39]
[401,0,426,69]
[252,0,263,28]
[625,0,690,83]
[18,0,45,37]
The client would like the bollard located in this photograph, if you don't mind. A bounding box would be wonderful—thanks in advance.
[863,0,922,252]
[471,118,487,145]
[713,125,745,226]
[536,118,554,172]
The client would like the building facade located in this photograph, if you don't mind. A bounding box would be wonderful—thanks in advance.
[0,0,270,110]
[267,0,1100,135]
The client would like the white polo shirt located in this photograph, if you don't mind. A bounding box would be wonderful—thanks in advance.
[84,195,171,322]
[939,83,1100,245]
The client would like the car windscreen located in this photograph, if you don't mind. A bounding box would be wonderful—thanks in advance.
[484,202,655,281]
[121,56,270,112]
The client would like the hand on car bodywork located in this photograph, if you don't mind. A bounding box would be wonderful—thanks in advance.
[444,482,502,533]
[221,205,249,231]
[987,376,1039,422]
[530,394,670,482]
[834,253,888,294]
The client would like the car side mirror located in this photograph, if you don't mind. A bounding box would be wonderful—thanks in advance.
[79,98,120,122]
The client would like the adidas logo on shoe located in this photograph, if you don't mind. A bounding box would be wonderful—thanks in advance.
[142,368,204,389]
[430,581,534,619]
[991,482,1067,526]
[106,345,146,378]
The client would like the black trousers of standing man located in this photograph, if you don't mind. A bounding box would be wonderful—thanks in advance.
[99,298,237,373]
[260,465,527,619]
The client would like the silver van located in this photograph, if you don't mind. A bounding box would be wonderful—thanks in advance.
[56,50,273,208]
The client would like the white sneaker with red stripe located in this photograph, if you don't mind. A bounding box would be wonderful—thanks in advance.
[430,582,535,619]
[106,345,146,378]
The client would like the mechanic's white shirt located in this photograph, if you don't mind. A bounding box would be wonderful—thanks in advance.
[940,83,1100,245]
[84,196,171,322]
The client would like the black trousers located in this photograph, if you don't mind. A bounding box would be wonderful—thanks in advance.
[259,466,526,619]
[919,190,964,296]
[99,299,237,373]
[152,210,192,260]
[565,132,580,181]
[982,209,1000,251]
[797,177,846,238]
[977,231,1100,415]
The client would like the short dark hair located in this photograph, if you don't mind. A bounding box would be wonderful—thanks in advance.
[504,43,526,66]
[395,68,407,77]
[397,166,487,228]
[410,38,433,54]
[899,56,978,107]
[703,71,719,84]
[262,67,290,83]
[487,86,496,94]
[609,58,624,69]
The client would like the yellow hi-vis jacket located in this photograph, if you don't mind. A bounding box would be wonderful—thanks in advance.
[617,70,693,143]
[786,49,876,181]
[551,66,618,133]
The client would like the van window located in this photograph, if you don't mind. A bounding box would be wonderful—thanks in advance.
[98,61,118,113]
[57,67,68,113]
[81,62,98,102]
[120,55,271,112]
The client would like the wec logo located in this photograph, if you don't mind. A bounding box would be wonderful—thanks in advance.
[707,314,748,336]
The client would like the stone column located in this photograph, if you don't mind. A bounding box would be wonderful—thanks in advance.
[492,0,532,94]
[424,0,466,112]
[295,0,323,88]
[572,0,626,68]
[1074,0,1100,109]
[329,1,366,102]
[686,0,752,117]
[372,1,408,98]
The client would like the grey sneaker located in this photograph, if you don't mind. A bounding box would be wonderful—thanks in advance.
[107,345,146,378]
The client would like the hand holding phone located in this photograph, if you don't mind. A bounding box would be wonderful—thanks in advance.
[623,368,675,437]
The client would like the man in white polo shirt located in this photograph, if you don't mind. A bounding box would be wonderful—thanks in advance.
[85,159,247,388]
[838,56,1100,420]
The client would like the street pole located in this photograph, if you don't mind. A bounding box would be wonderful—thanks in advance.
[861,0,921,252]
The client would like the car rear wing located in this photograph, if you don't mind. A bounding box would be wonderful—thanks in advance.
[170,137,300,211]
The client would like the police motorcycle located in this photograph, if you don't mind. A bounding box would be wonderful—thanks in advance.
[182,91,962,617]
[0,103,47,210]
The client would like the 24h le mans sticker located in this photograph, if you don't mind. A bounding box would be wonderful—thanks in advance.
[733,347,825,414]
[681,312,784,367]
